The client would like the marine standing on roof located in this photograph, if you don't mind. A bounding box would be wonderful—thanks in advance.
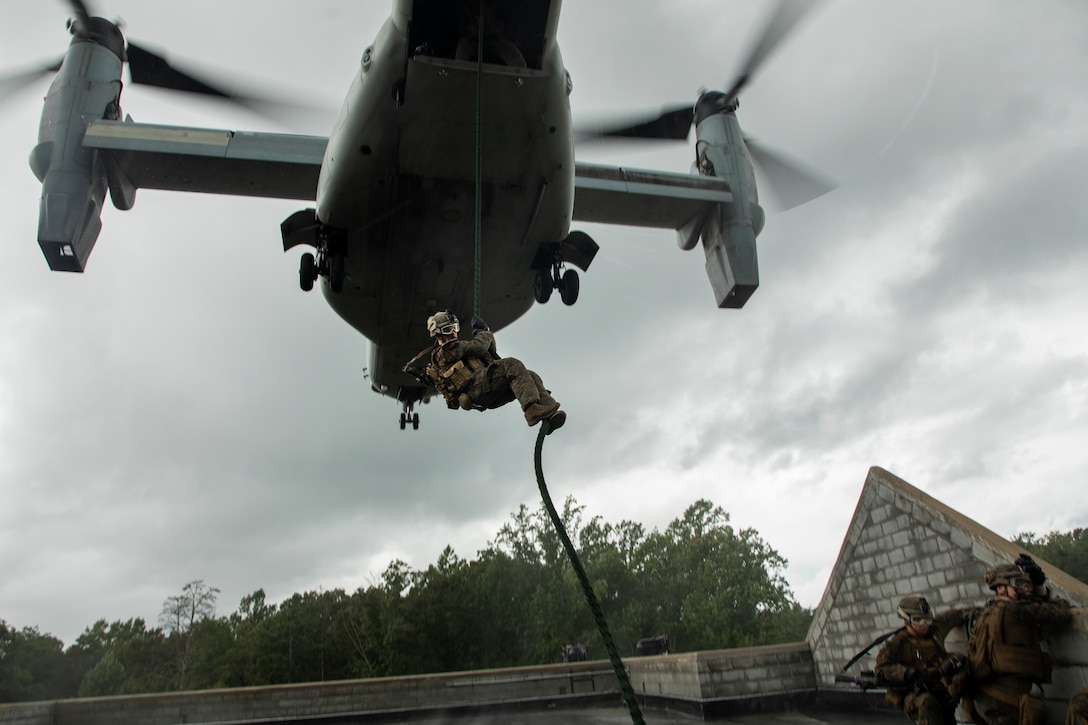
[875,596,968,725]
[966,555,1073,725]
[403,311,566,431]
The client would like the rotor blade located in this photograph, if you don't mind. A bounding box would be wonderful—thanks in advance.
[126,41,328,125]
[745,137,836,211]
[722,0,822,107]
[65,0,93,20]
[0,60,61,102]
[126,42,235,99]
[573,103,693,142]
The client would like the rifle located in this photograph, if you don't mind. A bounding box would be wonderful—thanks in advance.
[840,626,904,674]
[835,670,881,690]
[912,676,954,707]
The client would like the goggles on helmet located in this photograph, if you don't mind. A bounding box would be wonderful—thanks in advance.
[985,563,1027,591]
[909,614,934,626]
[427,312,460,338]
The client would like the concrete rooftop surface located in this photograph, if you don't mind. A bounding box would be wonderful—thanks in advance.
[391,705,906,724]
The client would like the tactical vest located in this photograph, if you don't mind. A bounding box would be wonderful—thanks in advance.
[967,601,1051,685]
[877,631,956,710]
[427,352,492,406]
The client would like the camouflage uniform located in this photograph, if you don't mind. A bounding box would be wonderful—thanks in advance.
[966,592,1072,725]
[407,328,561,426]
[1067,688,1088,725]
[876,609,968,725]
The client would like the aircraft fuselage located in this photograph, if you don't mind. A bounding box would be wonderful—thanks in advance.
[314,0,571,405]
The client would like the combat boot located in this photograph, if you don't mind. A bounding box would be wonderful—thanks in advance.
[524,400,560,427]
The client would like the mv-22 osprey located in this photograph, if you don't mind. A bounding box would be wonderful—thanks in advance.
[21,0,832,429]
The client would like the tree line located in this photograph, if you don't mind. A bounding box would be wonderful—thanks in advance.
[1,497,813,702]
[1014,528,1088,584]
[4,504,1085,704]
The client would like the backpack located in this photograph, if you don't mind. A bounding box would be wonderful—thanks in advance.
[967,602,1050,683]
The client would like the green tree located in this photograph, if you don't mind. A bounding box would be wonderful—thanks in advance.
[577,515,651,655]
[490,497,593,664]
[1013,528,1088,585]
[95,619,173,694]
[160,580,220,690]
[404,547,477,672]
[184,617,236,690]
[69,618,153,697]
[78,652,126,697]
[339,565,418,679]
[464,549,534,667]
[339,586,392,678]
[223,589,278,686]
[636,500,804,651]
[0,622,69,702]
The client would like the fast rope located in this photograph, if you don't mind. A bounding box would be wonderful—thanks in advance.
[535,422,646,725]
[472,3,484,318]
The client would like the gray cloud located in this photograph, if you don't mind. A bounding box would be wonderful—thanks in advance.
[2,0,1087,645]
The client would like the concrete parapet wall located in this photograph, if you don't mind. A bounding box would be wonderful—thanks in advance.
[626,651,700,700]
[699,643,816,700]
[0,702,51,725]
[0,647,818,724]
[623,643,814,703]
[0,661,621,725]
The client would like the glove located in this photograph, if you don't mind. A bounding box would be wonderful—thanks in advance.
[403,366,430,386]
[940,653,966,678]
[471,315,489,332]
[1015,553,1047,586]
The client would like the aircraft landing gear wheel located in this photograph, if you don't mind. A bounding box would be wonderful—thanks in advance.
[329,253,345,293]
[534,268,553,304]
[400,408,420,430]
[559,269,579,306]
[299,252,316,291]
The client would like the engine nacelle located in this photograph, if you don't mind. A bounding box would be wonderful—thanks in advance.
[690,91,765,309]
[30,18,125,272]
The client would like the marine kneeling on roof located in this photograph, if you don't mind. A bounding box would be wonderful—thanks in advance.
[403,310,566,433]
[875,595,970,725]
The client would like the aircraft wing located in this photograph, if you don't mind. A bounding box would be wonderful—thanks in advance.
[84,121,732,223]
[82,119,328,200]
[573,162,732,231]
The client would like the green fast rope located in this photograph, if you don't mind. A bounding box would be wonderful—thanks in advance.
[472,5,484,318]
[535,423,645,725]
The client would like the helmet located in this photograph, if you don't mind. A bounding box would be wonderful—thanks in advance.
[896,596,934,624]
[427,310,460,338]
[985,563,1030,591]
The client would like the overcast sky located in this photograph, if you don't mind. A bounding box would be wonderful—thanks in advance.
[2,0,1086,647]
